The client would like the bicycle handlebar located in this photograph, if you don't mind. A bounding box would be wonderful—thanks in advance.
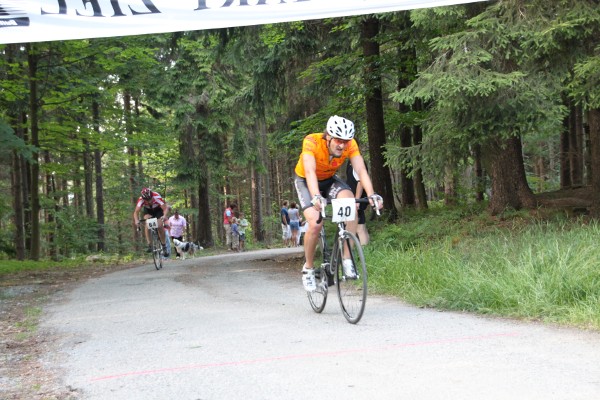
[136,217,164,231]
[137,216,164,224]
[316,197,381,224]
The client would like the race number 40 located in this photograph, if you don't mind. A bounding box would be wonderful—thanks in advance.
[331,198,356,223]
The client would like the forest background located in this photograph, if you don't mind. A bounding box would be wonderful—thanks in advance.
[1,0,600,261]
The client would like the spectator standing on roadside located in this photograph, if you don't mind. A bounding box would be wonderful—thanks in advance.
[238,212,249,252]
[231,217,240,252]
[223,203,237,250]
[280,200,291,247]
[288,202,301,247]
[168,210,187,242]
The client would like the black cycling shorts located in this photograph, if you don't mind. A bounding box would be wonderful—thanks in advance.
[294,174,352,211]
[143,207,164,219]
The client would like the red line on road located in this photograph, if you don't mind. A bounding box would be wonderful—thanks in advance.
[90,332,519,382]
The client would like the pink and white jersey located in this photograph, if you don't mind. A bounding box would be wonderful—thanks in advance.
[136,191,165,209]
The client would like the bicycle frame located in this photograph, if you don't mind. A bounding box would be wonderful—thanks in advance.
[307,197,378,323]
[139,217,164,270]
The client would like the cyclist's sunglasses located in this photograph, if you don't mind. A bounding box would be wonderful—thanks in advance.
[331,137,351,145]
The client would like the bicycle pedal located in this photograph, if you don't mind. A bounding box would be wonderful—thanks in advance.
[313,269,322,279]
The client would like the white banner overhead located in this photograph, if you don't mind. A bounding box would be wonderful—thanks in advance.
[0,0,488,45]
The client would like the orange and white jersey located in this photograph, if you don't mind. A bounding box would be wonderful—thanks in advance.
[294,133,360,180]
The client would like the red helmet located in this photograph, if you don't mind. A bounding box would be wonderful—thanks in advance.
[141,188,152,200]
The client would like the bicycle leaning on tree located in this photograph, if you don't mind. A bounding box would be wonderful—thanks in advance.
[307,197,380,324]
[138,217,165,270]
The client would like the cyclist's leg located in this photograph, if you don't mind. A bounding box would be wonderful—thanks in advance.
[142,211,152,246]
[294,175,322,269]
[356,209,370,245]
[302,208,322,268]
[327,178,356,259]
[153,208,166,245]
[157,221,166,244]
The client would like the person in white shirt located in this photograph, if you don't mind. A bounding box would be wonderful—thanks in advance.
[238,213,249,252]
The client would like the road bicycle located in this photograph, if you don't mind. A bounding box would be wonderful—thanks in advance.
[138,217,165,270]
[307,197,380,324]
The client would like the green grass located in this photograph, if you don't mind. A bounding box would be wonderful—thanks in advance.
[366,206,600,330]
[14,306,42,340]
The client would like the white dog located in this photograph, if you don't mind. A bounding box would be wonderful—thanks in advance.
[172,239,202,260]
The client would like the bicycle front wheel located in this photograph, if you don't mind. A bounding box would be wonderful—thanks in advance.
[307,265,328,313]
[151,230,163,270]
[335,231,367,324]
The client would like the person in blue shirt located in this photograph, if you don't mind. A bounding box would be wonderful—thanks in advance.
[280,201,291,247]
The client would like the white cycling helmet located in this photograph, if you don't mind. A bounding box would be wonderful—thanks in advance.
[326,115,355,140]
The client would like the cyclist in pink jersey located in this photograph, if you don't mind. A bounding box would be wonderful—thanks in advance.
[133,187,170,255]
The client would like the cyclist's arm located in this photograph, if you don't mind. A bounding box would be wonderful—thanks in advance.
[133,205,142,226]
[350,155,377,199]
[356,181,364,199]
[161,204,170,220]
[302,153,321,201]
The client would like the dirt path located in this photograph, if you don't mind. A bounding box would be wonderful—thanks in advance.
[1,248,303,399]
[3,248,600,399]
[0,260,148,399]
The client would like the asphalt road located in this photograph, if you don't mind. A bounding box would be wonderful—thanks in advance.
[41,247,600,400]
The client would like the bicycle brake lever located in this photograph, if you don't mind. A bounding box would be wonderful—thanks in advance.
[373,199,381,216]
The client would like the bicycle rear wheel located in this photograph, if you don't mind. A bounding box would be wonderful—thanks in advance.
[307,265,327,313]
[151,230,163,270]
[335,231,367,324]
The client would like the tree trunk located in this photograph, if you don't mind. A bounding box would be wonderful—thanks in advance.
[361,16,397,220]
[83,140,94,220]
[584,120,592,185]
[92,100,105,252]
[185,93,215,248]
[6,45,26,260]
[83,137,95,252]
[535,156,545,192]
[473,144,485,202]
[588,108,600,218]
[443,164,457,205]
[44,150,57,259]
[196,175,213,247]
[560,100,571,188]
[27,44,41,260]
[569,103,584,186]
[251,164,265,242]
[396,11,416,208]
[258,116,272,218]
[399,122,415,207]
[11,127,26,260]
[413,104,428,209]
[124,92,139,248]
[484,135,536,215]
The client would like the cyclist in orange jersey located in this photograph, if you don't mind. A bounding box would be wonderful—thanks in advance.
[294,116,383,291]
